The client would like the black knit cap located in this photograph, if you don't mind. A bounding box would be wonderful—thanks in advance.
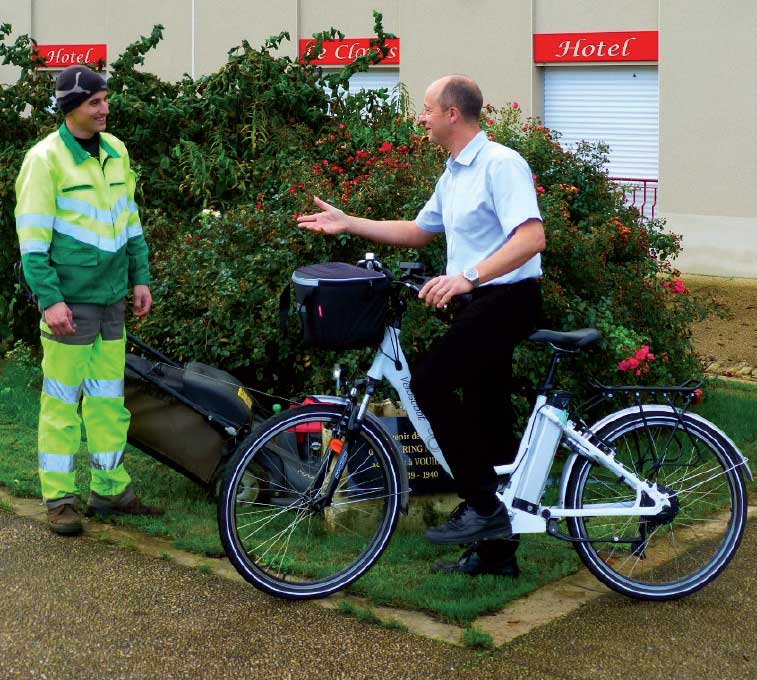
[55,65,107,115]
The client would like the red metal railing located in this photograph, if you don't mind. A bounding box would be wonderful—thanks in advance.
[609,177,658,221]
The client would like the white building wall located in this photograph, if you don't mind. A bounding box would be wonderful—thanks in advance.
[1,0,755,276]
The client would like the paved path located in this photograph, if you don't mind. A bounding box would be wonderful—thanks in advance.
[1,504,755,679]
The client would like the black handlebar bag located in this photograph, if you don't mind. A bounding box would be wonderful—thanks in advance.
[292,262,390,350]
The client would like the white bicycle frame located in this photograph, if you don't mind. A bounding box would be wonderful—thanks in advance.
[359,325,673,535]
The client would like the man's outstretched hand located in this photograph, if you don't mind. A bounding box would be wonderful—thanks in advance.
[297,196,351,235]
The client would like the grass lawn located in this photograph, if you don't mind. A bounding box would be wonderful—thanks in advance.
[1,356,754,625]
[694,378,757,472]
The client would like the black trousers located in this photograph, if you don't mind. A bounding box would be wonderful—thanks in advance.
[410,278,542,515]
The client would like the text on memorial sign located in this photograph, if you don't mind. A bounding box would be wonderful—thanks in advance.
[380,416,454,494]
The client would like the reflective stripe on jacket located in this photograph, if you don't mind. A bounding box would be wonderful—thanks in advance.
[15,123,149,309]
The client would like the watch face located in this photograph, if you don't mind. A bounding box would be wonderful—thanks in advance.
[464,268,479,286]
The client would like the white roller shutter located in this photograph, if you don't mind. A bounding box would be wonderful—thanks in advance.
[543,66,658,180]
[324,69,400,100]
[346,70,399,97]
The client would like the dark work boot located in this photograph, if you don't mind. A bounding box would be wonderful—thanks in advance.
[425,502,512,545]
[47,500,83,535]
[85,488,164,517]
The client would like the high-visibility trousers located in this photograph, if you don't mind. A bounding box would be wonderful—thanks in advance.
[37,301,132,502]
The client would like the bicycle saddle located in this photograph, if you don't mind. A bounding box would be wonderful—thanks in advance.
[528,328,601,350]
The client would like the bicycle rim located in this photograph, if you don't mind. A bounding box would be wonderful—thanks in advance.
[566,411,747,600]
[219,405,400,600]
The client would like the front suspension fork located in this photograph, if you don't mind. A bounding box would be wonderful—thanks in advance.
[310,379,378,511]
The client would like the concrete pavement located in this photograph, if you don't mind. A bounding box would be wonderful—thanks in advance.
[0,500,754,679]
[0,508,545,680]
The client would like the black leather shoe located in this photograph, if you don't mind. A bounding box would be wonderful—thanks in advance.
[425,502,512,545]
[432,545,520,577]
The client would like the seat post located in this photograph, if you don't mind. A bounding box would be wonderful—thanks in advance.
[538,350,563,394]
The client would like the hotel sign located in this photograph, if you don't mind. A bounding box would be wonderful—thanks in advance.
[33,44,107,68]
[299,37,400,65]
[533,31,658,63]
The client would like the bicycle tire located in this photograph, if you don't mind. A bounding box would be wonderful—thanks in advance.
[565,408,748,600]
[218,404,401,600]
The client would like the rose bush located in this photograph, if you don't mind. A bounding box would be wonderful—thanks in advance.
[0,15,714,413]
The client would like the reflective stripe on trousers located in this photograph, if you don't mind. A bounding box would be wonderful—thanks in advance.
[38,304,132,501]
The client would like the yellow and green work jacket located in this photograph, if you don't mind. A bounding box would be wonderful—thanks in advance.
[15,123,149,310]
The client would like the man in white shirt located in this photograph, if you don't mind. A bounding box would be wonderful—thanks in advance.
[298,75,545,575]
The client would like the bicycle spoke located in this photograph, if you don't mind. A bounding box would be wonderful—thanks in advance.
[567,411,746,600]
[220,405,401,598]
[252,506,312,575]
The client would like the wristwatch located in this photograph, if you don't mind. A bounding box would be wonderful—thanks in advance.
[462,267,480,288]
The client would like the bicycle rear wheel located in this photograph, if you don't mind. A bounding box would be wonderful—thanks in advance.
[218,404,401,600]
[565,408,748,600]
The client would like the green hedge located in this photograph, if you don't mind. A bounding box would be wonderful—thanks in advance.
[0,14,713,408]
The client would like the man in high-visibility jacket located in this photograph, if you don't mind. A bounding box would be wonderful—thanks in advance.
[15,65,162,535]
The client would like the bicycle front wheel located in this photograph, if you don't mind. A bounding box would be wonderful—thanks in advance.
[218,404,401,600]
[565,408,748,600]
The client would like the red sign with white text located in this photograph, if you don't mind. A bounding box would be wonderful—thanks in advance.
[298,37,400,65]
[533,31,657,63]
[34,44,107,68]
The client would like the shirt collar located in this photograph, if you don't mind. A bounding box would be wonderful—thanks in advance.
[446,130,487,170]
[58,123,120,165]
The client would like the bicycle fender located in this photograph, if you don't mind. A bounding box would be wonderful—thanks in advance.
[557,452,581,508]
[309,395,411,513]
[589,405,753,482]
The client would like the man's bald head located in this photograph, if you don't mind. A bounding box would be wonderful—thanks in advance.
[435,75,483,123]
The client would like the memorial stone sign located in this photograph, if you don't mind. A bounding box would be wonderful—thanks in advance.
[370,400,455,495]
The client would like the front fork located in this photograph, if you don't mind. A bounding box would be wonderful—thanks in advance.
[309,380,377,512]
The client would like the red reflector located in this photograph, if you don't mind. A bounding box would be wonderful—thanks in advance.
[286,397,323,433]
[318,304,323,318]
[693,388,703,405]
[293,422,322,433]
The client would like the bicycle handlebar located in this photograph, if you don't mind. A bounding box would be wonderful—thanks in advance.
[355,255,432,294]
[396,261,433,293]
